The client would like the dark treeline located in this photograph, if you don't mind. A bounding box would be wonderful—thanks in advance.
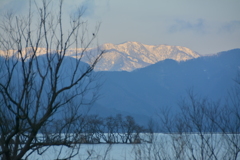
[41,114,153,145]
[76,114,153,144]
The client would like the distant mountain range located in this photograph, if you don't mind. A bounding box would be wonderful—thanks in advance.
[90,48,240,125]
[0,41,200,72]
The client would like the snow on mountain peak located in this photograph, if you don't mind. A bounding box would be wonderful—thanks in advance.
[95,42,201,71]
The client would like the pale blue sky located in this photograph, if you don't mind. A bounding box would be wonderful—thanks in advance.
[0,0,240,55]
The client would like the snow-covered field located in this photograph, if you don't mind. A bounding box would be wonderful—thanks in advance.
[23,133,240,160]
[25,144,133,160]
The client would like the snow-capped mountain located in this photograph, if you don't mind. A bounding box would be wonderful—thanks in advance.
[0,48,48,57]
[93,41,200,71]
[0,41,200,71]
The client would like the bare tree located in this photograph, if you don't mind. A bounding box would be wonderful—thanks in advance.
[102,116,119,144]
[0,0,104,160]
[142,82,239,160]
[175,92,223,160]
[208,72,240,160]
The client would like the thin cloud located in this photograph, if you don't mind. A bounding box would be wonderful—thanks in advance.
[168,19,206,34]
[70,0,110,19]
[80,0,97,18]
[220,20,240,33]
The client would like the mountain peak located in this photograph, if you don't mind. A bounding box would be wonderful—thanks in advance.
[95,42,201,71]
[121,41,143,46]
[119,41,142,45]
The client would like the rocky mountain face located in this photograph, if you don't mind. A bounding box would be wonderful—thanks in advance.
[93,41,201,71]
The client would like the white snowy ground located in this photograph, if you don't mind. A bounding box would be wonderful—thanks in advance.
[24,144,134,160]
[23,133,239,160]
